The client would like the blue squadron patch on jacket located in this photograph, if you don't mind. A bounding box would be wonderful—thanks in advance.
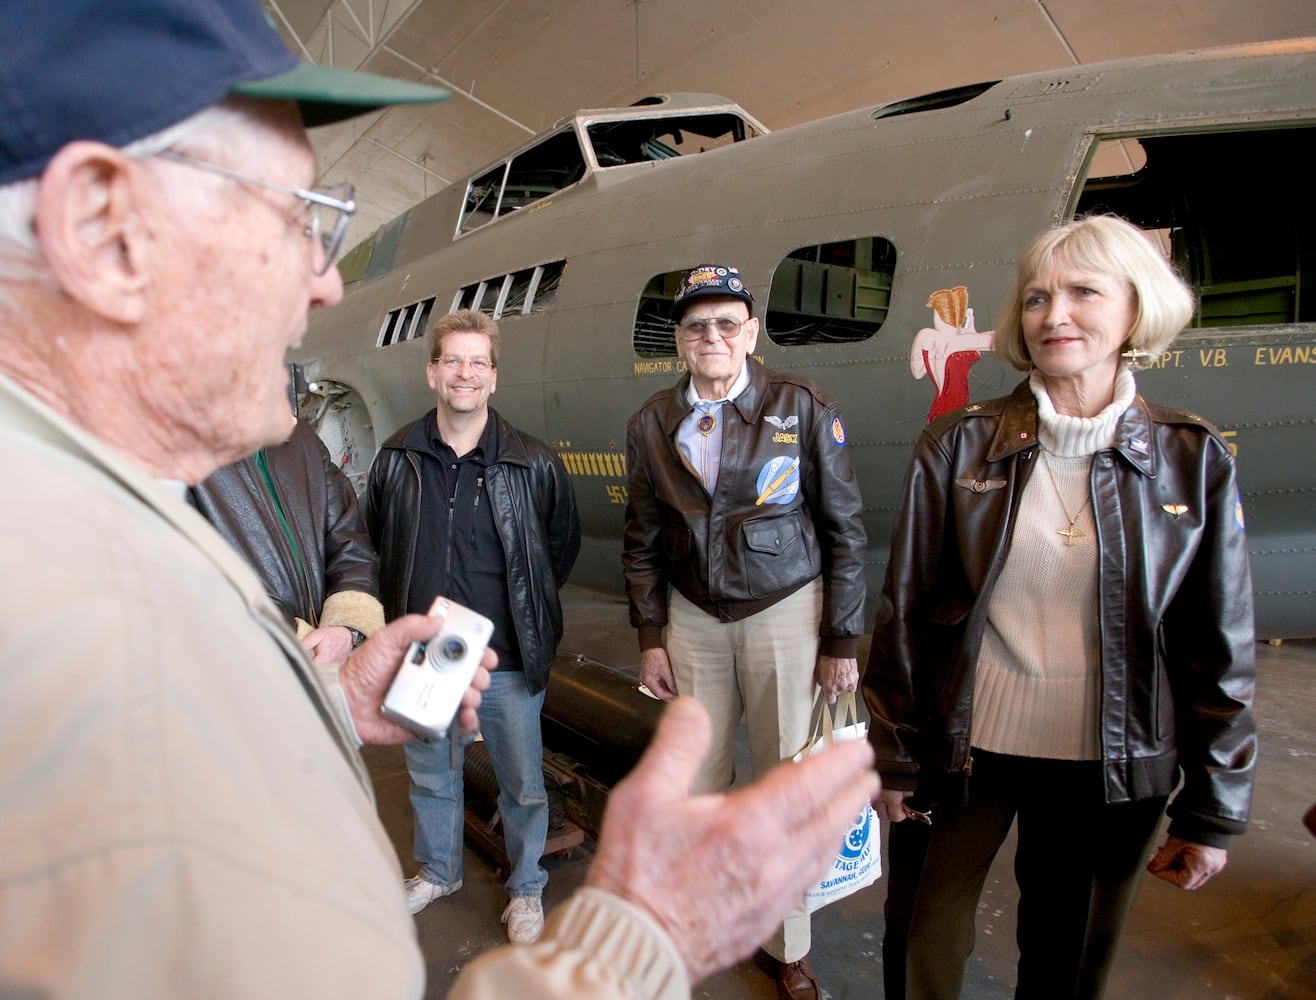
[831,416,846,446]
[1235,495,1246,532]
[755,456,801,506]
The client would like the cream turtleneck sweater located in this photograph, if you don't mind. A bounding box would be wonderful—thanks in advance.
[970,368,1136,760]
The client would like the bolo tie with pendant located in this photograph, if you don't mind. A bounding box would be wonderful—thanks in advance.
[697,406,718,491]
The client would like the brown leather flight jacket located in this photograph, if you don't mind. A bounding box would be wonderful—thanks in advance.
[192,420,380,630]
[623,359,867,658]
[862,380,1257,847]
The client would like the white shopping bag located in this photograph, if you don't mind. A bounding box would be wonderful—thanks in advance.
[793,689,882,912]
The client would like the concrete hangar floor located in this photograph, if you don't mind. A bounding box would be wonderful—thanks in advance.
[360,585,1316,999]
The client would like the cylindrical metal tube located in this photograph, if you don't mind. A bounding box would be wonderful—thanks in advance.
[542,653,662,787]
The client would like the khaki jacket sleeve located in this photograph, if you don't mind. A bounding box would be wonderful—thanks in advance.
[450,889,689,1000]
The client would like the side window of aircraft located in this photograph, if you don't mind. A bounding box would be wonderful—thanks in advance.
[634,271,683,357]
[452,261,566,320]
[1075,125,1314,327]
[458,130,588,236]
[766,239,897,346]
[632,237,897,357]
[378,297,436,347]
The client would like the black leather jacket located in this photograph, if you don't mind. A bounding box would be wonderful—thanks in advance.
[623,359,867,657]
[366,409,580,696]
[862,379,1256,846]
[192,420,380,630]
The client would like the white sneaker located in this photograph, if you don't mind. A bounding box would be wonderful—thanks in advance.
[501,895,544,944]
[404,874,462,915]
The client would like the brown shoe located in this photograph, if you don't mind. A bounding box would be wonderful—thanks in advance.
[776,954,820,1000]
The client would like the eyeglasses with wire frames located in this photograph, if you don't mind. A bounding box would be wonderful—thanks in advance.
[150,149,356,275]
[676,315,748,340]
[431,355,494,373]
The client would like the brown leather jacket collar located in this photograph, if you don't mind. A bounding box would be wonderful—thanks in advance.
[982,379,1158,478]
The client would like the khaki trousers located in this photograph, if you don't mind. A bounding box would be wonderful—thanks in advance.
[665,579,822,963]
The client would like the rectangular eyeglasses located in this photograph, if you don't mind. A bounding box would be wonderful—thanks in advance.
[432,355,494,373]
[677,316,746,340]
[151,149,356,275]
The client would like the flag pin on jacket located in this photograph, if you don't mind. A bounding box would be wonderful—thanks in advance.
[1162,504,1189,517]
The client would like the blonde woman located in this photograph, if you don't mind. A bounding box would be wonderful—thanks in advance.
[864,215,1257,999]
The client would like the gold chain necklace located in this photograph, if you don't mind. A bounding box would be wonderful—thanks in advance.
[1040,450,1091,546]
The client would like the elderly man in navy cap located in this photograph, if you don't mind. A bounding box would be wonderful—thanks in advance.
[0,3,879,998]
[623,265,869,1000]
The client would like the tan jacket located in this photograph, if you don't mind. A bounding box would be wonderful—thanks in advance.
[0,372,688,999]
[0,372,420,998]
[450,889,688,999]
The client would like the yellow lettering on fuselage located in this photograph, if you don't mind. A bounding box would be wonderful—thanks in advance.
[1144,350,1184,369]
[1253,346,1315,365]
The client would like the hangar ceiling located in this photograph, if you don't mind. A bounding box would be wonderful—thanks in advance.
[264,0,1316,241]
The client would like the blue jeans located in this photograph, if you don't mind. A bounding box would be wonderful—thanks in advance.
[404,670,549,897]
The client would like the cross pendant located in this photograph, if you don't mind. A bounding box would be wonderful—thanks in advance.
[1057,524,1084,546]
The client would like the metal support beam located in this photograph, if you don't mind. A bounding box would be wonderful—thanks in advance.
[264,0,425,70]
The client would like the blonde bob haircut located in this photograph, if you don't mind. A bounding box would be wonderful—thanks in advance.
[993,215,1195,372]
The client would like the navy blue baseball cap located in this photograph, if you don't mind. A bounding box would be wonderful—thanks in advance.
[0,0,450,185]
[673,264,754,322]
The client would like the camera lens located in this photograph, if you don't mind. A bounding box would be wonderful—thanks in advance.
[437,635,467,662]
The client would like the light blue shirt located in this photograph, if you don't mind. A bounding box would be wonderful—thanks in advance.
[676,364,750,494]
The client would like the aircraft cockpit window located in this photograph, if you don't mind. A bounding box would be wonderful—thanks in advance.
[459,164,506,234]
[1075,126,1315,328]
[586,112,758,167]
[503,131,587,209]
[632,238,895,357]
[458,131,587,237]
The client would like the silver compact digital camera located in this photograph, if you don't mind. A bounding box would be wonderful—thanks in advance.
[381,596,494,740]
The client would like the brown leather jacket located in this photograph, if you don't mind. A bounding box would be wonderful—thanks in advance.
[192,420,381,632]
[623,359,867,657]
[862,379,1256,846]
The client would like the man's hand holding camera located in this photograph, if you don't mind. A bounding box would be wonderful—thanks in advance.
[338,610,496,744]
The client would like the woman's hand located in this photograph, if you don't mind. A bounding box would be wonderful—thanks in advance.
[1146,835,1227,890]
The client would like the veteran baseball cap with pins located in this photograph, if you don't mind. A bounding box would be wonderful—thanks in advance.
[0,0,450,186]
[672,264,755,322]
